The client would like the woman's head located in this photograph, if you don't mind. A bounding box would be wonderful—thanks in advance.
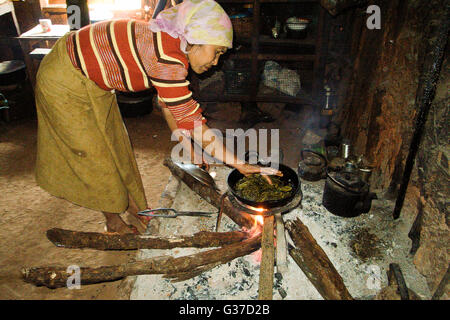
[185,44,227,73]
[149,0,233,73]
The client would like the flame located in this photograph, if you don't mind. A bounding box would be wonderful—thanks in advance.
[241,212,267,263]
[251,211,265,231]
[243,213,264,238]
[241,206,268,238]
[255,214,264,225]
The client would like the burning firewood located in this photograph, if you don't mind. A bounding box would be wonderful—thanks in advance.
[161,157,353,300]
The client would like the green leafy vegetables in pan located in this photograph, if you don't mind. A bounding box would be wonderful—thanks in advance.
[234,174,293,202]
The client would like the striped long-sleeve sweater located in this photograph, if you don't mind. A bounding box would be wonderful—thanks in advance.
[66,19,205,130]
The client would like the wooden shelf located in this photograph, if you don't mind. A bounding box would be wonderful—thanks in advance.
[196,91,320,106]
[228,52,316,61]
[219,0,318,3]
[218,0,253,3]
[192,0,329,104]
[236,34,316,47]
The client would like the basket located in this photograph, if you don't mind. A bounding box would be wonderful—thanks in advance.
[231,17,253,38]
[224,69,251,95]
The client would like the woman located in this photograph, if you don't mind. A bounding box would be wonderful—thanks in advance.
[35,0,278,234]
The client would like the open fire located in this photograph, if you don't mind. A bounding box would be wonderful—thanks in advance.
[255,214,264,225]
[244,206,266,233]
[244,213,264,237]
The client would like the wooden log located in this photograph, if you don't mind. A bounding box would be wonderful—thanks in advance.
[163,157,255,229]
[286,218,353,300]
[46,228,248,250]
[258,216,275,300]
[432,264,450,300]
[163,262,222,282]
[375,264,422,300]
[22,233,262,289]
[387,263,409,300]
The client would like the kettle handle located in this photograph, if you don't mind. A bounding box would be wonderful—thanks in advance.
[300,149,328,166]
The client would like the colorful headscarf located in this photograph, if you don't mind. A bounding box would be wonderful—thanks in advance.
[149,0,233,53]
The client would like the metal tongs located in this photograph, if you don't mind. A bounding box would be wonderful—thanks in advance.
[137,208,214,218]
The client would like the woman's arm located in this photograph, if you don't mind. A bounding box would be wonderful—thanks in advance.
[162,108,281,177]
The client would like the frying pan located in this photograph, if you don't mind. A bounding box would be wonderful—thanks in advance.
[227,164,300,209]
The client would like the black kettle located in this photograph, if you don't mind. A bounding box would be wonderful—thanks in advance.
[322,169,377,217]
[297,149,327,181]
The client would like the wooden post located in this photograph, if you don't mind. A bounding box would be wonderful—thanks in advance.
[258,215,274,300]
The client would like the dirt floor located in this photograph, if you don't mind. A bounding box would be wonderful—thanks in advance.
[0,100,311,299]
[2,100,424,300]
[0,109,174,299]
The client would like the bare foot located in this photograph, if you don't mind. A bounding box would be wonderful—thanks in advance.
[123,211,147,234]
[126,195,151,230]
[103,212,140,235]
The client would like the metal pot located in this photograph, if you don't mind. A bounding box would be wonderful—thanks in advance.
[285,17,310,39]
[117,90,153,118]
[0,60,27,87]
[322,169,377,217]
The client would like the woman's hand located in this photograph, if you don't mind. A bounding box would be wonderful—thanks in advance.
[234,163,282,185]
[235,163,282,176]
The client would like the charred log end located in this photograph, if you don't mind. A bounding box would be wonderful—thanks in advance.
[21,266,127,289]
[46,228,73,248]
[21,267,67,289]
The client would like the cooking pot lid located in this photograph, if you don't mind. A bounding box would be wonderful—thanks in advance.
[303,155,323,166]
[333,171,365,190]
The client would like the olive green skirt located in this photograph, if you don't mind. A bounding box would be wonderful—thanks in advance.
[34,33,147,213]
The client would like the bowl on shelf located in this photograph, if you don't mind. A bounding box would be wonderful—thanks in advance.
[285,17,310,39]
